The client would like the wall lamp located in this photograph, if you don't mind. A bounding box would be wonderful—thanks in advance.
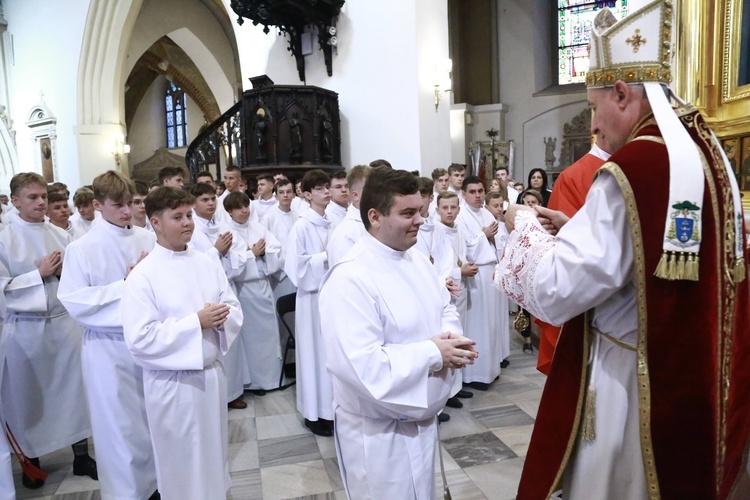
[112,133,130,167]
[434,59,453,111]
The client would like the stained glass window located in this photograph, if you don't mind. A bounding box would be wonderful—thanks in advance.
[165,82,188,148]
[558,1,629,85]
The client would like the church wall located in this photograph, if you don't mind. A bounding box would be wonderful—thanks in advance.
[128,74,204,170]
[4,0,89,189]
[496,0,586,184]
[126,0,238,112]
[226,0,450,173]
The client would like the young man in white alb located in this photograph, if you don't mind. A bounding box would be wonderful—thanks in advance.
[122,186,242,499]
[455,175,505,391]
[261,178,299,299]
[59,170,159,500]
[324,170,349,229]
[284,169,334,437]
[327,165,370,267]
[319,168,477,499]
[428,167,450,220]
[251,173,278,222]
[0,172,96,489]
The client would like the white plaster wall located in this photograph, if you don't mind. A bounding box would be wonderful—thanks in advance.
[126,0,237,112]
[226,0,450,172]
[129,76,167,166]
[4,0,88,190]
[497,0,586,184]
[521,100,588,181]
[128,75,205,167]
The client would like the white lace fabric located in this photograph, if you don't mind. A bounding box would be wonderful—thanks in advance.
[495,210,556,324]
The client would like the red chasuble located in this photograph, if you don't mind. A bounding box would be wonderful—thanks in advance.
[518,107,750,499]
[536,153,607,375]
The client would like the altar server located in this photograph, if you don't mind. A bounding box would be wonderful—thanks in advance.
[0,172,96,489]
[261,178,299,299]
[122,187,242,499]
[225,191,283,392]
[455,175,506,390]
[326,165,370,267]
[189,182,247,409]
[59,170,158,499]
[320,167,477,499]
[250,173,278,222]
[324,170,349,229]
[284,169,334,437]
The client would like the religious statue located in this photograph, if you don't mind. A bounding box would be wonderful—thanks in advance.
[289,115,303,163]
[544,137,557,168]
[255,109,268,161]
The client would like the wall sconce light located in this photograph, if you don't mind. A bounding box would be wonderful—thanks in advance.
[434,59,453,112]
[112,133,130,167]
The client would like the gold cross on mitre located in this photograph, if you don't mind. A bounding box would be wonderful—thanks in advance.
[626,29,646,52]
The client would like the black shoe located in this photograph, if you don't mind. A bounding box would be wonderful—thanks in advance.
[438,412,450,424]
[73,455,98,480]
[320,418,334,432]
[247,389,267,396]
[456,389,473,399]
[465,381,489,391]
[501,359,510,368]
[22,458,45,490]
[523,342,534,354]
[305,418,332,437]
[445,397,463,409]
[148,491,161,500]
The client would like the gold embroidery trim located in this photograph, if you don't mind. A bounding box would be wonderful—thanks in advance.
[598,162,661,499]
[688,113,737,491]
[545,313,592,498]
[630,135,666,145]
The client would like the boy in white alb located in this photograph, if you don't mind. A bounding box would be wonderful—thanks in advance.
[122,187,243,499]
[47,191,85,240]
[225,191,283,392]
[261,178,299,299]
[71,188,97,235]
[131,180,153,232]
[0,173,96,489]
[327,165,370,267]
[284,169,334,437]
[59,170,159,500]
[189,182,247,410]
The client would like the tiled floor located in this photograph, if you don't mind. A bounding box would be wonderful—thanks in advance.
[10,334,543,499]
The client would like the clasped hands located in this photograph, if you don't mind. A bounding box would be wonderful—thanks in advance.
[431,332,478,370]
[504,205,569,235]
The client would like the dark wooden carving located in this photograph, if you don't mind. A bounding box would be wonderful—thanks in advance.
[186,82,342,180]
[230,0,344,82]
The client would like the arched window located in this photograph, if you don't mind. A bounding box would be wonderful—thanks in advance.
[165,82,188,148]
[558,1,630,85]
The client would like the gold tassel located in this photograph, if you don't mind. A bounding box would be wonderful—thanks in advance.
[654,251,670,279]
[734,256,746,283]
[685,253,699,281]
[667,251,678,280]
[581,387,597,442]
[676,252,686,280]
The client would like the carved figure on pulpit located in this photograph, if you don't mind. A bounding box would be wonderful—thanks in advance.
[544,137,557,168]
[255,109,268,161]
[322,118,333,162]
[289,115,303,162]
